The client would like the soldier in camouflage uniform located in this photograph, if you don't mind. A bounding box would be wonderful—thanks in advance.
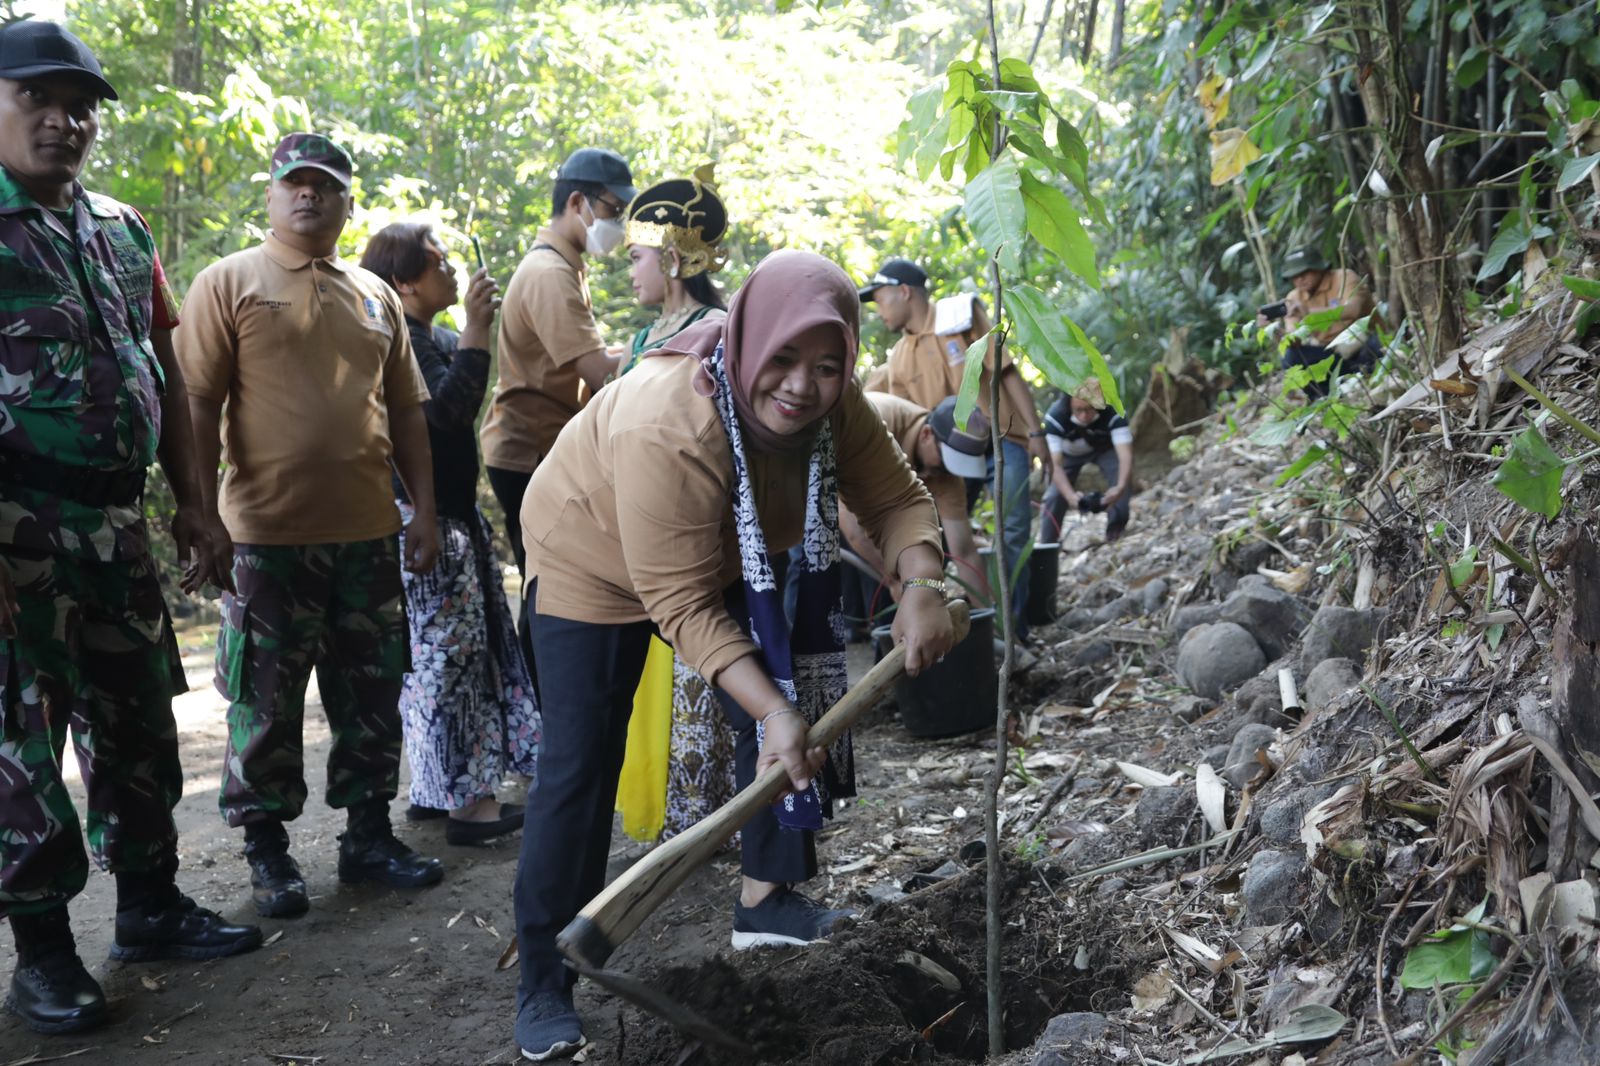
[0,20,262,1035]
[176,133,446,920]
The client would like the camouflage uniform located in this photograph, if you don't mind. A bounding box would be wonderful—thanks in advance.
[0,166,188,918]
[215,539,411,826]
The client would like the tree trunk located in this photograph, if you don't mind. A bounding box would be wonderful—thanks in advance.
[1348,0,1463,361]
[1108,0,1126,66]
[1079,0,1099,62]
[1028,0,1056,65]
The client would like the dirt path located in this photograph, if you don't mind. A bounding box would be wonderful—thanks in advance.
[2,635,994,1066]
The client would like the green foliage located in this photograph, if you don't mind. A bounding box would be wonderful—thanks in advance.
[1494,426,1566,518]
[1400,900,1497,989]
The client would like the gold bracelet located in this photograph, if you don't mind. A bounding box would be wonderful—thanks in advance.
[902,577,949,600]
[763,706,800,724]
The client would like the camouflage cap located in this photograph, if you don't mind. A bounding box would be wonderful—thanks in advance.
[270,132,353,187]
[1280,246,1329,279]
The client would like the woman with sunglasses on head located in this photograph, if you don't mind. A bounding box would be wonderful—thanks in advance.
[359,222,540,846]
[511,249,956,1061]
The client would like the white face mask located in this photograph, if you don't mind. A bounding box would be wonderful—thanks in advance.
[583,200,625,255]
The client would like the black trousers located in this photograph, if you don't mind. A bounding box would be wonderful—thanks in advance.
[486,465,537,681]
[512,586,816,995]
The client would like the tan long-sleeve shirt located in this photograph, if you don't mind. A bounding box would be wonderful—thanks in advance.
[522,352,941,684]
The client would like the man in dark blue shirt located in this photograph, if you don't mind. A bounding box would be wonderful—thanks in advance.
[1039,381,1134,542]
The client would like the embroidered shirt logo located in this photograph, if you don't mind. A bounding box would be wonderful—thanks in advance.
[945,338,966,366]
[362,296,384,324]
[253,298,291,311]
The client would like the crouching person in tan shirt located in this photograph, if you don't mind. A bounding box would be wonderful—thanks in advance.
[175,134,445,923]
[511,250,955,1061]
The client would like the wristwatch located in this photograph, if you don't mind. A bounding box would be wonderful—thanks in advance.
[902,577,949,600]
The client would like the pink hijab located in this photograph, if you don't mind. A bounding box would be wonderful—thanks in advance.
[653,249,859,454]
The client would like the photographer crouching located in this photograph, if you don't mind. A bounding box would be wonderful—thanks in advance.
[1258,247,1381,398]
[1039,379,1134,543]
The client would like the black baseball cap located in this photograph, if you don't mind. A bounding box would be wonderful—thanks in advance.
[858,259,928,303]
[558,147,636,206]
[0,19,117,100]
[927,396,993,479]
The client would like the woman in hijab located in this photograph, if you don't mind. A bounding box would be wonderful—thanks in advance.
[510,250,955,1061]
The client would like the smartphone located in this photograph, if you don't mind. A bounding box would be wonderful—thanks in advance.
[471,235,486,273]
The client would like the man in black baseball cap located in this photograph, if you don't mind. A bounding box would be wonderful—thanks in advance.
[0,18,117,100]
[858,257,927,305]
[556,146,636,207]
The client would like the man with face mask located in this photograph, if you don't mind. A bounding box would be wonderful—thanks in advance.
[479,148,635,601]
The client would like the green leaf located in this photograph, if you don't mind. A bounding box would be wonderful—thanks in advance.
[953,331,991,431]
[1400,925,1497,989]
[913,111,954,180]
[1319,401,1361,440]
[997,57,1041,93]
[1478,218,1535,281]
[980,90,1040,118]
[1063,316,1122,414]
[1019,170,1097,286]
[1251,419,1296,447]
[1456,45,1489,89]
[963,154,1026,274]
[899,83,944,146]
[1197,6,1242,55]
[1561,274,1600,301]
[1055,117,1089,173]
[1275,444,1328,485]
[1448,545,1479,588]
[1284,353,1337,390]
[1486,623,1506,650]
[1493,426,1566,518]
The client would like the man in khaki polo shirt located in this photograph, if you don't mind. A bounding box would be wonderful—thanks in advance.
[856,393,993,604]
[860,258,1052,635]
[479,147,635,582]
[175,133,445,920]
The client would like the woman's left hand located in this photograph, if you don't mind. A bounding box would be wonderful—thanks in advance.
[892,586,956,676]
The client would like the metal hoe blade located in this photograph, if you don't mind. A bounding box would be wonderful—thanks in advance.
[569,960,751,1054]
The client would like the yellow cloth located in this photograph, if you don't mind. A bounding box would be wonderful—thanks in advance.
[616,637,675,841]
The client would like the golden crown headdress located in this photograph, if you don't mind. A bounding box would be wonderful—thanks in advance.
[625,164,729,279]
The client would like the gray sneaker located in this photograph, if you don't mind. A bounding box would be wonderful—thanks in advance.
[516,988,585,1062]
[731,886,856,949]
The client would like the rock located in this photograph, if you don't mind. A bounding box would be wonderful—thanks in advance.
[1135,786,1196,846]
[1242,849,1307,924]
[1095,877,1129,899]
[1067,639,1114,669]
[1228,539,1280,574]
[1299,606,1384,674]
[1078,579,1121,608]
[1032,1012,1111,1065]
[1235,573,1275,594]
[1176,622,1266,699]
[1202,743,1232,769]
[1219,585,1308,660]
[1092,594,1140,625]
[1305,657,1362,713]
[1056,606,1094,630]
[1210,570,1239,598]
[1139,578,1169,614]
[1225,723,1278,788]
[1259,784,1336,848]
[1170,695,1214,723]
[864,882,908,906]
[1171,602,1222,640]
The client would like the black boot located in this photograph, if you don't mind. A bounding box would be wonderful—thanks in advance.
[338,800,444,888]
[244,821,309,918]
[112,868,262,962]
[5,907,106,1034]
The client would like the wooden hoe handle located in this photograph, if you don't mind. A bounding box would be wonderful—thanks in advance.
[557,598,972,970]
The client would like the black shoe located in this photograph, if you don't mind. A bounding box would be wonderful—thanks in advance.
[6,949,106,1035]
[111,894,263,963]
[248,850,309,918]
[337,829,444,888]
[731,886,856,950]
[445,803,525,846]
[406,803,447,823]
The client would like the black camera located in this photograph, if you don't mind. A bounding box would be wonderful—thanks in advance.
[1077,491,1105,514]
[1258,301,1288,321]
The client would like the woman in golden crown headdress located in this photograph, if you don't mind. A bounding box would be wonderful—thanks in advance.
[613,169,739,846]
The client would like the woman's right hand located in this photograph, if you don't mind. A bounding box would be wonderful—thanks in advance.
[463,268,501,331]
[757,706,825,796]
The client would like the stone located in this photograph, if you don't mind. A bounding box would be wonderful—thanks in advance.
[1176,622,1266,700]
[1242,849,1307,925]
[1219,585,1308,660]
[1299,606,1385,674]
[1202,743,1232,770]
[1210,570,1239,598]
[864,882,908,906]
[1078,579,1121,607]
[1225,722,1279,789]
[1228,539,1279,575]
[1095,877,1129,899]
[1067,639,1114,669]
[1135,786,1196,846]
[1305,657,1362,714]
[1235,573,1275,594]
[1056,606,1094,630]
[1171,695,1214,723]
[1139,578,1169,614]
[1258,784,1336,848]
[1032,1012,1111,1065]
[1171,602,1222,640]
[1092,595,1140,625]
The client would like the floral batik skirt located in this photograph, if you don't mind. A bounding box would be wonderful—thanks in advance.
[398,505,541,809]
